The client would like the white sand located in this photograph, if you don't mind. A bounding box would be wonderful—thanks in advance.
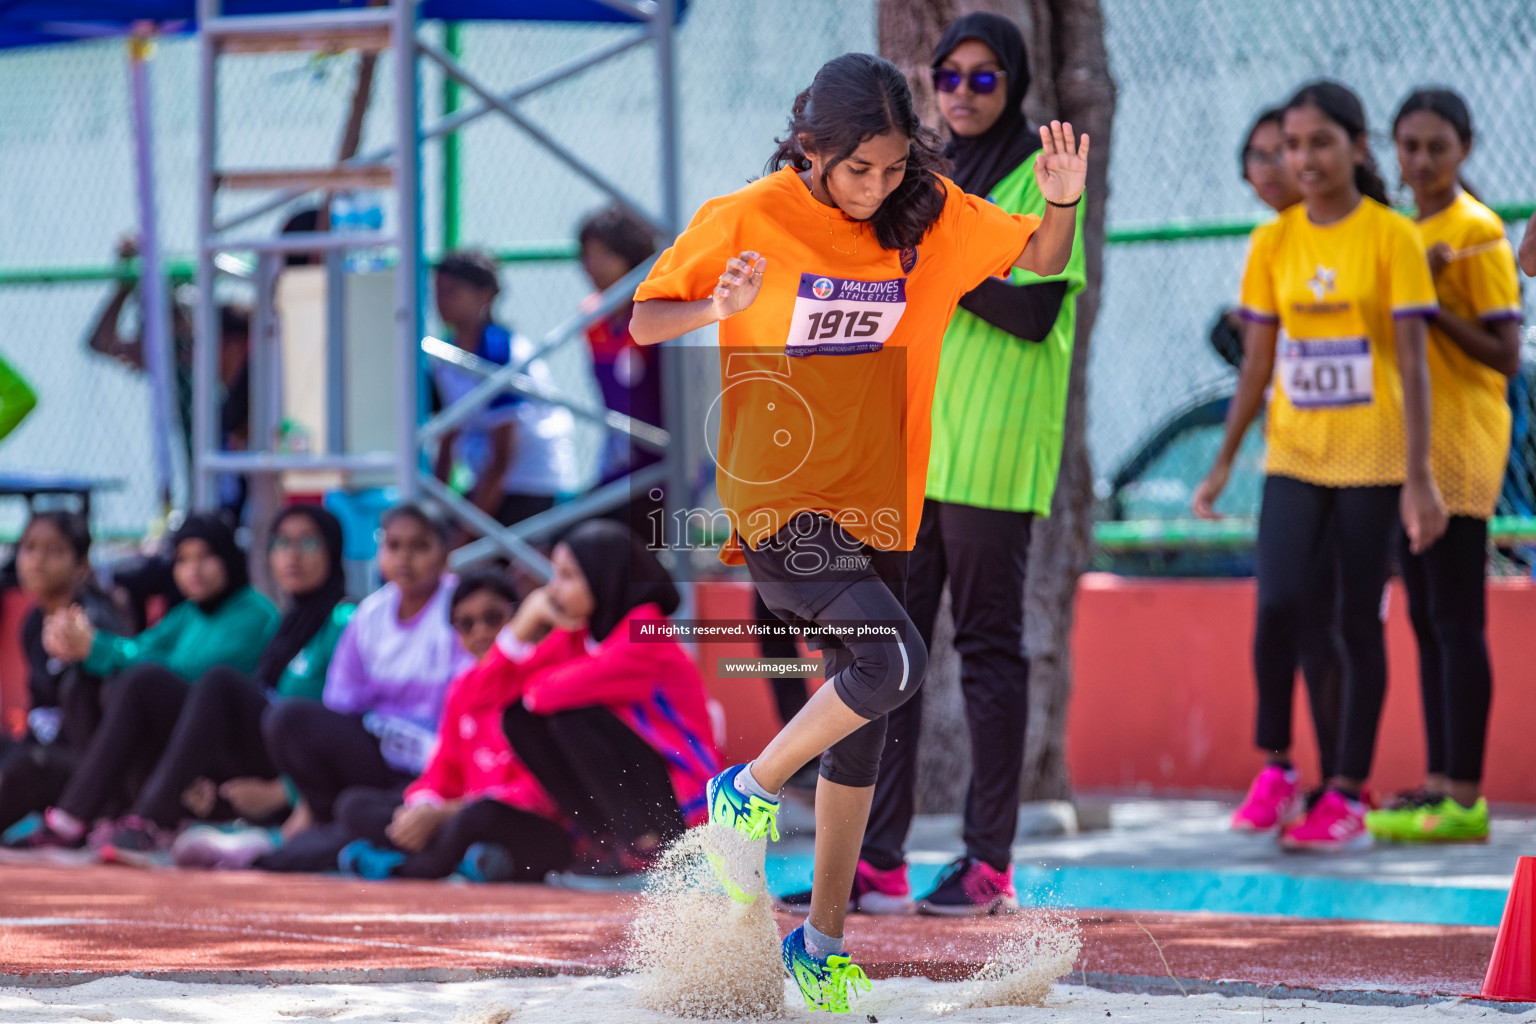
[0,976,1521,1024]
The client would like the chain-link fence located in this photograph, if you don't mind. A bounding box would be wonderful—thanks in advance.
[0,0,1532,569]
[1094,0,1536,573]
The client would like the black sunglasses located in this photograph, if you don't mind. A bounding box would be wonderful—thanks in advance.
[931,67,1005,95]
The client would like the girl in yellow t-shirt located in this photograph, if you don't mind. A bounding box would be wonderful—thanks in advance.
[1363,89,1522,845]
[629,52,1086,1010]
[1194,80,1446,853]
[1220,106,1347,836]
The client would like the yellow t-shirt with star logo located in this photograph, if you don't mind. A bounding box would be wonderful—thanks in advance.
[1239,198,1439,488]
[1417,192,1522,518]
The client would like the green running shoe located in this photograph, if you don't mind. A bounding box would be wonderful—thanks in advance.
[782,925,871,1013]
[1369,795,1489,843]
[704,764,781,903]
[1411,796,1489,843]
[1365,789,1440,841]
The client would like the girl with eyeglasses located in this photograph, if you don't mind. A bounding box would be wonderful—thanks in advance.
[1195,80,1446,853]
[629,50,1084,1009]
[254,503,473,873]
[59,506,354,865]
[1363,89,1521,845]
[21,513,278,853]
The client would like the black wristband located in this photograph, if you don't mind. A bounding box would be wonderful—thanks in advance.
[1046,194,1082,209]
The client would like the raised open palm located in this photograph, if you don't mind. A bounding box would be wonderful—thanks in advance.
[1035,120,1089,205]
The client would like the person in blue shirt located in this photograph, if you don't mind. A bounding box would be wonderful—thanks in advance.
[429,251,582,533]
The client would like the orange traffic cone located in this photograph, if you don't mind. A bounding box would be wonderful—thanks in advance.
[1482,856,1536,1001]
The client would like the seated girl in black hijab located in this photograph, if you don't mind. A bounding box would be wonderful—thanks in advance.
[97,505,356,864]
[27,513,279,850]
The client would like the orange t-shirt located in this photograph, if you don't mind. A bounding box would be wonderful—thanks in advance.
[634,167,1039,564]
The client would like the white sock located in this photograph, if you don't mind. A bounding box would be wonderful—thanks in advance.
[802,920,844,960]
[731,761,778,803]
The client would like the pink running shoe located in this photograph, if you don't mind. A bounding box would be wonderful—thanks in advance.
[1230,765,1302,833]
[917,857,1020,917]
[772,858,915,916]
[1280,790,1371,853]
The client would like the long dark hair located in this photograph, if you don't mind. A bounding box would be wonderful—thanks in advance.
[1282,80,1389,205]
[21,511,91,564]
[1393,87,1478,200]
[766,53,950,250]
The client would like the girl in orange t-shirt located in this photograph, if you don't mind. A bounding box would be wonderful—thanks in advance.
[630,52,1086,1009]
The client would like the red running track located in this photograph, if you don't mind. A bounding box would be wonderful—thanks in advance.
[0,864,1497,998]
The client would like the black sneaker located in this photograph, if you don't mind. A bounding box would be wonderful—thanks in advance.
[915,857,1020,917]
[97,815,171,868]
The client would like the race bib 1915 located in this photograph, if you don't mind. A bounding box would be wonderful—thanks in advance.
[1279,336,1374,409]
[784,273,907,357]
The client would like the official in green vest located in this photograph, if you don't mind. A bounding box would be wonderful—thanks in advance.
[868,12,1086,915]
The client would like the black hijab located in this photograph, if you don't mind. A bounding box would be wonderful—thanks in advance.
[253,505,348,691]
[560,519,680,643]
[170,512,248,614]
[932,12,1038,199]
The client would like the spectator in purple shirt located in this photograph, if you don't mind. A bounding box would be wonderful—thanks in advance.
[255,503,472,873]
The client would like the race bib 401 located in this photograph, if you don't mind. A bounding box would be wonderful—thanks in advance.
[1279,336,1374,409]
[785,273,907,356]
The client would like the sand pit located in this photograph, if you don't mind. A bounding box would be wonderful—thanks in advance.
[0,976,1513,1023]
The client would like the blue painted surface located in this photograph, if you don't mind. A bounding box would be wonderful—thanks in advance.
[766,854,1508,928]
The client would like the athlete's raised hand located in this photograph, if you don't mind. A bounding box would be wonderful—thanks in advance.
[712,251,767,321]
[1035,120,1089,205]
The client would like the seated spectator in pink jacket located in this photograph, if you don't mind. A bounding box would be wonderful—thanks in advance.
[332,572,572,882]
[500,519,719,879]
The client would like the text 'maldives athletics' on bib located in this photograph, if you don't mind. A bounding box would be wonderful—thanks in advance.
[786,273,908,356]
[1238,197,1439,489]
[635,168,1038,565]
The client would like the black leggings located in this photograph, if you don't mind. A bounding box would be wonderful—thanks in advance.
[1399,516,1492,784]
[756,590,809,726]
[1254,475,1398,783]
[0,672,108,833]
[260,700,413,823]
[58,664,190,822]
[1296,533,1345,782]
[502,703,683,847]
[0,743,76,834]
[253,703,413,874]
[132,667,277,828]
[740,514,927,788]
[335,786,572,880]
[863,499,1032,873]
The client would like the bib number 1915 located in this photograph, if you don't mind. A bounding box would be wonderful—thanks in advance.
[785,273,907,357]
[805,309,882,341]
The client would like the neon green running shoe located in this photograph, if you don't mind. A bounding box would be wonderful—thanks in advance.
[1369,795,1489,843]
[1411,797,1489,843]
[704,764,781,903]
[1365,789,1440,841]
[782,925,871,1013]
